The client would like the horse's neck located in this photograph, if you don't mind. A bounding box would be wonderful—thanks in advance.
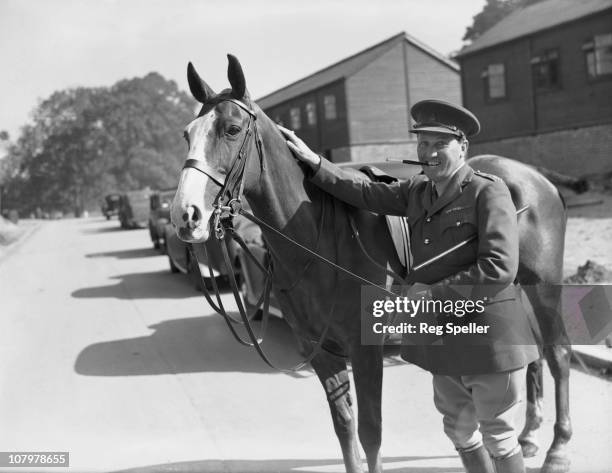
[245,114,326,268]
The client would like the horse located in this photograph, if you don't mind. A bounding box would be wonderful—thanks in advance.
[170,54,571,473]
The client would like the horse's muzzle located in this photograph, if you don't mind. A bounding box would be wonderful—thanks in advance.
[177,225,208,243]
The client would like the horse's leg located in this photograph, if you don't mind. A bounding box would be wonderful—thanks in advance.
[519,359,544,457]
[311,352,363,473]
[541,343,572,473]
[523,283,572,473]
[351,344,384,473]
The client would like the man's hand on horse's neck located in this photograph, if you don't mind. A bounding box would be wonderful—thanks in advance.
[278,125,321,169]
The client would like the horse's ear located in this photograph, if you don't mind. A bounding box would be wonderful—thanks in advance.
[227,54,247,99]
[187,62,215,103]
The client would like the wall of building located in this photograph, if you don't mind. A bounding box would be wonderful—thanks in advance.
[460,40,536,142]
[531,11,612,131]
[340,39,460,163]
[405,42,461,109]
[344,43,410,145]
[340,141,418,164]
[468,123,612,177]
[263,79,349,158]
[264,37,461,164]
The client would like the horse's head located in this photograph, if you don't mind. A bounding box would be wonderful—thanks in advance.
[171,55,260,243]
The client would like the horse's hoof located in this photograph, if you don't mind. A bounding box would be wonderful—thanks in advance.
[540,453,570,473]
[519,439,539,458]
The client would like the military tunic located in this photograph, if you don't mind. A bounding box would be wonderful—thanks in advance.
[310,158,539,376]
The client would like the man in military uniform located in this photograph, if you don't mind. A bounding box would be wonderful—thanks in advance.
[279,99,538,473]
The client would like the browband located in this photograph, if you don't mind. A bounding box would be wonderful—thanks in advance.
[209,97,256,118]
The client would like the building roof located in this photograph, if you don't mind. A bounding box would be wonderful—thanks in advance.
[456,0,612,58]
[257,32,459,109]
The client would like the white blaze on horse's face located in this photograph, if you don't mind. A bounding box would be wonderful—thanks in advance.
[171,111,220,243]
[171,100,251,243]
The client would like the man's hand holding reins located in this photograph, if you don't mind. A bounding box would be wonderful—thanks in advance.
[278,125,321,169]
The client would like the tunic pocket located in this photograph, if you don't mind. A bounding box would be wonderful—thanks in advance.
[438,208,477,245]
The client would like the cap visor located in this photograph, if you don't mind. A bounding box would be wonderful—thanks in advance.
[410,126,462,136]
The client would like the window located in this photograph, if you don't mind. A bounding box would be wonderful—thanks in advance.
[583,33,612,79]
[324,94,337,120]
[481,63,506,99]
[531,49,560,90]
[290,107,301,130]
[305,102,317,126]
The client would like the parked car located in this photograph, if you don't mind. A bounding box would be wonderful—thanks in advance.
[119,188,151,229]
[149,188,175,250]
[101,193,121,220]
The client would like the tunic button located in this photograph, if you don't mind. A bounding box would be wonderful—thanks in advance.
[424,238,430,245]
[426,217,432,223]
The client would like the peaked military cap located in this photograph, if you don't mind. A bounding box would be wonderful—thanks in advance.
[410,99,481,138]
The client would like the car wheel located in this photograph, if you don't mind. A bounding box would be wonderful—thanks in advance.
[149,223,161,250]
[187,249,204,292]
[168,255,180,274]
[236,256,262,320]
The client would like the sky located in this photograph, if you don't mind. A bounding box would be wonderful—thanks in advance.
[0,0,486,143]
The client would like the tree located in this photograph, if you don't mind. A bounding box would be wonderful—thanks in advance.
[3,73,197,215]
[463,0,545,43]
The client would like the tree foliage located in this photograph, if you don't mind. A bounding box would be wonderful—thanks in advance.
[1,73,196,215]
[463,0,545,43]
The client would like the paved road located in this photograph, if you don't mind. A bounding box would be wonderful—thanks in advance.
[0,217,611,473]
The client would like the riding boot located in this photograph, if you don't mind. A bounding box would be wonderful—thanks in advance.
[492,451,526,473]
[458,445,494,473]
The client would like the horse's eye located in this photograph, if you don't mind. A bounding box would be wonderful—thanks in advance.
[226,125,241,136]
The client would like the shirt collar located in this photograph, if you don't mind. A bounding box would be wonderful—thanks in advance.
[431,161,466,195]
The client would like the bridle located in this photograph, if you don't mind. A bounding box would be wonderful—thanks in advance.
[183,97,261,240]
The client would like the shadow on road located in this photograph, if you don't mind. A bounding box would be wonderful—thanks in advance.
[74,313,311,376]
[71,270,198,300]
[80,224,135,234]
[111,456,462,473]
[86,247,159,259]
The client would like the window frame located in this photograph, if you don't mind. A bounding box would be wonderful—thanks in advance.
[481,63,507,102]
[323,94,337,120]
[583,33,612,81]
[531,48,562,92]
[289,107,301,130]
[305,101,317,126]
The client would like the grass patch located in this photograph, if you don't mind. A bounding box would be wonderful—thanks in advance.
[0,216,24,246]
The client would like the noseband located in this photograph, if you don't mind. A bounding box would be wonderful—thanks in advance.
[182,97,262,239]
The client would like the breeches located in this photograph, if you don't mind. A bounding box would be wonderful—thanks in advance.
[432,367,526,459]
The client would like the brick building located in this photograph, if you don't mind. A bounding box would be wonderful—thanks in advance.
[455,0,612,177]
[257,32,461,163]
